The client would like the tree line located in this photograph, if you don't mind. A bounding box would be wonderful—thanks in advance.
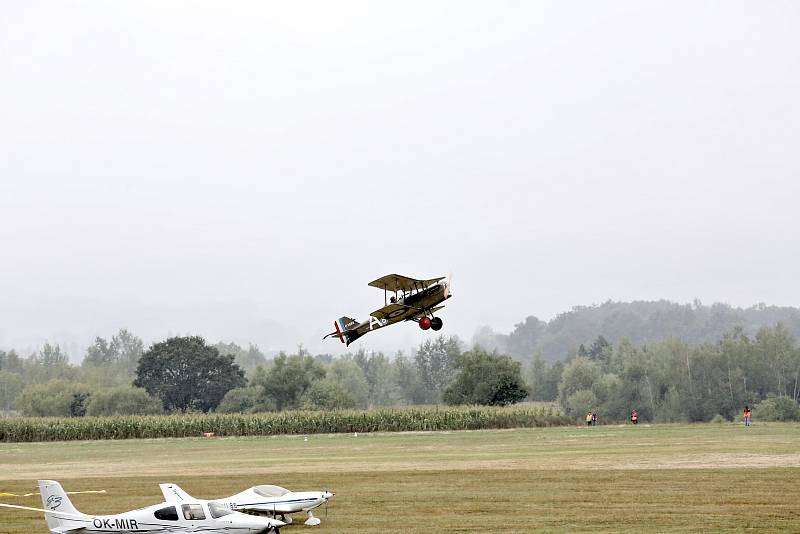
[0,332,527,417]
[2,321,799,423]
[478,300,800,360]
[527,325,800,422]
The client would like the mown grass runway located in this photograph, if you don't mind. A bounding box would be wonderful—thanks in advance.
[1,423,799,533]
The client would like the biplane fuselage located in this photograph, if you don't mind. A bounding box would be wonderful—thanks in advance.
[325,274,452,346]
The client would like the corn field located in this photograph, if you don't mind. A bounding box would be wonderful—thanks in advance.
[0,405,570,442]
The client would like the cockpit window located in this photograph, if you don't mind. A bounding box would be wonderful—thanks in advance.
[182,504,206,520]
[154,506,178,521]
[208,502,233,519]
[253,485,289,497]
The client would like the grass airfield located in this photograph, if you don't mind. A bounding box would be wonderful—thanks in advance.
[1,423,799,533]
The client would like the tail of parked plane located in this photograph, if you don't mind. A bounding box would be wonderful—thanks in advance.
[159,483,195,502]
[323,316,360,345]
[39,480,84,531]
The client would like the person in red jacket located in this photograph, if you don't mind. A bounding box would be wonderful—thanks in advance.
[743,406,752,426]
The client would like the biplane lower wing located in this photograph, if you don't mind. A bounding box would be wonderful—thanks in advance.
[370,303,447,322]
[369,303,414,321]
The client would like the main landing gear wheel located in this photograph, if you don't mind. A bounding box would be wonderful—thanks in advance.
[419,316,431,330]
[430,317,443,331]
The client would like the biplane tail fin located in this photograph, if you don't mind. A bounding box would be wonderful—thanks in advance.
[323,316,360,344]
[336,316,358,332]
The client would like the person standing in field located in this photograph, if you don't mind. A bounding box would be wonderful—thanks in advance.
[586,412,593,426]
[743,405,752,426]
[631,409,638,425]
[591,412,597,426]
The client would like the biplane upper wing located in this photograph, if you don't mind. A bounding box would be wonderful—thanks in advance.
[368,274,445,293]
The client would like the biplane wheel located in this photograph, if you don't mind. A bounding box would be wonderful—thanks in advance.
[430,317,443,331]
[419,317,432,330]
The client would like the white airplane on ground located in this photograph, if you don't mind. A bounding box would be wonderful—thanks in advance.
[160,483,335,526]
[0,480,285,533]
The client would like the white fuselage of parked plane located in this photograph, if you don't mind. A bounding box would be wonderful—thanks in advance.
[160,483,333,527]
[0,480,285,534]
[227,487,334,515]
[51,502,280,533]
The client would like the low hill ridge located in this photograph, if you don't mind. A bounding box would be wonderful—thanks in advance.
[476,300,800,360]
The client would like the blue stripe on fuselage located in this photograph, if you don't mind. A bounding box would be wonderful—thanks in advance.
[241,497,318,506]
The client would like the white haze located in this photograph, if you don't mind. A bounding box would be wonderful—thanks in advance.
[1,2,799,360]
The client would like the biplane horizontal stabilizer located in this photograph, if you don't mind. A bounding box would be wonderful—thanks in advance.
[323,316,360,343]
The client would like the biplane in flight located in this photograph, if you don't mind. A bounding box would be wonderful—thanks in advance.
[324,273,452,346]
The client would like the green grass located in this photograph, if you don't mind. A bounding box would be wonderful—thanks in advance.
[2,423,799,532]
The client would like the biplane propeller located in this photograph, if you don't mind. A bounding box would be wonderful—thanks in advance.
[324,273,452,346]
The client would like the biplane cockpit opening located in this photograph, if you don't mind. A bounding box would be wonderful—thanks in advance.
[323,273,452,346]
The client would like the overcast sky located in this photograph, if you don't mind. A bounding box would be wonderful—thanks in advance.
[1,2,799,358]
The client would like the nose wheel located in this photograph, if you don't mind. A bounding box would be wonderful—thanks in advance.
[304,511,321,526]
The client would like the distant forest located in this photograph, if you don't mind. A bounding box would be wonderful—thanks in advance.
[2,300,800,424]
[476,301,800,360]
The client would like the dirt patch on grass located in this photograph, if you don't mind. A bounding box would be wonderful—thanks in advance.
[603,453,800,470]
[5,452,799,481]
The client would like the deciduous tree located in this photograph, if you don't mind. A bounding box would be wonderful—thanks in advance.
[443,349,528,406]
[134,336,245,412]
[415,336,461,403]
[261,352,325,410]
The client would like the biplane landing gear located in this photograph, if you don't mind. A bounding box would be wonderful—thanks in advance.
[418,316,443,331]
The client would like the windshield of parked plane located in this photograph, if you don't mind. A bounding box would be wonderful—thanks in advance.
[253,485,290,497]
[153,506,178,521]
[208,502,233,519]
[182,504,206,520]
